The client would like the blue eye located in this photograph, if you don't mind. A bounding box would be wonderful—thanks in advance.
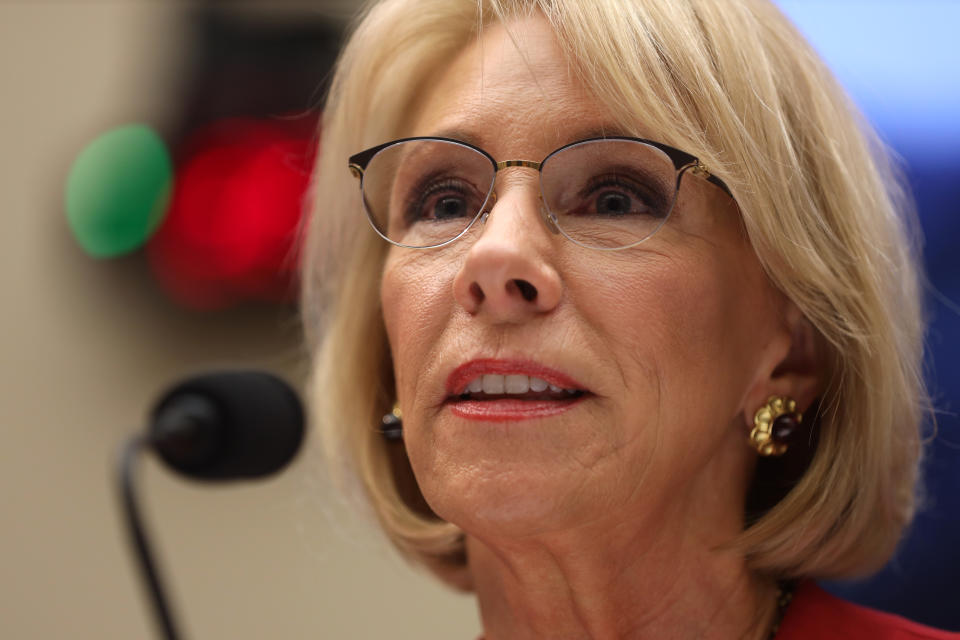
[404,177,482,226]
[433,195,469,220]
[595,190,635,217]
[569,173,668,219]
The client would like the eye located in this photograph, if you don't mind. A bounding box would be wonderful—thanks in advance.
[433,194,469,220]
[595,190,633,216]
[404,177,483,225]
[569,173,669,219]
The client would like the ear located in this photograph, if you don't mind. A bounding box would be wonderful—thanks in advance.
[741,301,824,429]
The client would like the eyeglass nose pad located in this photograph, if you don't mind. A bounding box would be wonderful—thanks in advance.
[479,190,497,225]
[540,196,560,235]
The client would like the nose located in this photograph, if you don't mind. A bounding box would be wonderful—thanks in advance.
[452,175,562,321]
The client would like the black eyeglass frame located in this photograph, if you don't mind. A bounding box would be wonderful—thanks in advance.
[348,135,733,250]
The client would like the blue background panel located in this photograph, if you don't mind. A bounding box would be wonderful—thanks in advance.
[775,1,960,630]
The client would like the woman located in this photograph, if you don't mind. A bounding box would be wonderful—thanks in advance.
[302,0,956,638]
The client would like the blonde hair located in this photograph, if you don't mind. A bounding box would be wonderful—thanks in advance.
[302,0,928,588]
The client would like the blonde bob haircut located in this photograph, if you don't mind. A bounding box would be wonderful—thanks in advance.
[302,0,928,589]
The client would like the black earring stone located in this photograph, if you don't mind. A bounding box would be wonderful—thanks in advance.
[771,412,801,445]
[379,411,403,442]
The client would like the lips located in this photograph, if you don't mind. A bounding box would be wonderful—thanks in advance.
[444,359,588,422]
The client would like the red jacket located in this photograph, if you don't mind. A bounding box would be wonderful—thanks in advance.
[477,581,960,640]
[777,582,960,639]
[476,581,959,638]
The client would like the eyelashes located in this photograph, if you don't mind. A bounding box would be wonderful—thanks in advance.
[403,176,480,225]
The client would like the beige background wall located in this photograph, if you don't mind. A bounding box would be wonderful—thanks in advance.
[0,3,479,638]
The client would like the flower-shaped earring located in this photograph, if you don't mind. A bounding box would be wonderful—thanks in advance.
[750,396,802,456]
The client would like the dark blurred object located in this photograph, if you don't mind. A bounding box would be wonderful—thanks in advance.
[148,370,305,480]
[171,5,343,138]
[119,370,305,640]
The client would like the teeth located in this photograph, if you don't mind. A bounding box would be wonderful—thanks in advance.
[463,375,576,395]
[504,375,529,393]
[481,374,505,394]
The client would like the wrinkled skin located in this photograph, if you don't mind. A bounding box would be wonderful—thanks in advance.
[380,15,819,640]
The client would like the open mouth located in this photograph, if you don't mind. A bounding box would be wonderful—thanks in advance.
[452,374,585,401]
[446,372,588,421]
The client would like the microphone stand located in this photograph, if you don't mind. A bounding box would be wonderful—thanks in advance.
[118,433,183,640]
[114,370,303,639]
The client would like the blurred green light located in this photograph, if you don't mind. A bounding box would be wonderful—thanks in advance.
[65,124,172,258]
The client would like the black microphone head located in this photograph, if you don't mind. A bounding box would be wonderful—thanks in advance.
[149,370,305,481]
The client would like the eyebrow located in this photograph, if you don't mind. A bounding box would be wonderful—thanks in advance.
[426,124,636,157]
[568,125,635,141]
[429,128,485,148]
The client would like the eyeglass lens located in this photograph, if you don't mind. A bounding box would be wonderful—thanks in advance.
[361,138,681,249]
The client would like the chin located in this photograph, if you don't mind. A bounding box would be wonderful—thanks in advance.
[405,409,637,537]
[417,459,602,539]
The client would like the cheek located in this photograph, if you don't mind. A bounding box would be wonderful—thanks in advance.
[381,252,459,402]
[571,252,720,379]
[574,242,769,427]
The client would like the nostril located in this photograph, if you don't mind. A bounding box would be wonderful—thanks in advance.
[470,282,485,303]
[512,279,538,302]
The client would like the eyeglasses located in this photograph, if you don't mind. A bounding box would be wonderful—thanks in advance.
[347,136,732,250]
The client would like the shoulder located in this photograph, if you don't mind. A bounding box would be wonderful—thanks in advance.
[777,582,960,640]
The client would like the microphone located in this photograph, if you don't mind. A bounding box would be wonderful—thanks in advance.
[117,370,305,640]
[149,370,304,480]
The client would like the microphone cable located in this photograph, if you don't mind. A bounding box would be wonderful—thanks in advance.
[115,371,304,640]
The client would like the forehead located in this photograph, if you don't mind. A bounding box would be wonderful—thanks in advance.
[408,15,628,157]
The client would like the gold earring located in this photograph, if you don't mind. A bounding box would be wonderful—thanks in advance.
[750,396,802,456]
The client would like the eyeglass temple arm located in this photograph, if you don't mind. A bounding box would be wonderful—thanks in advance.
[685,161,733,200]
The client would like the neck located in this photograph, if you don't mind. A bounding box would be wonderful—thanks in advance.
[469,524,776,640]
[467,444,777,640]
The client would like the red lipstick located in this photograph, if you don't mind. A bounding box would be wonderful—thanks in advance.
[445,359,585,395]
[444,359,587,423]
